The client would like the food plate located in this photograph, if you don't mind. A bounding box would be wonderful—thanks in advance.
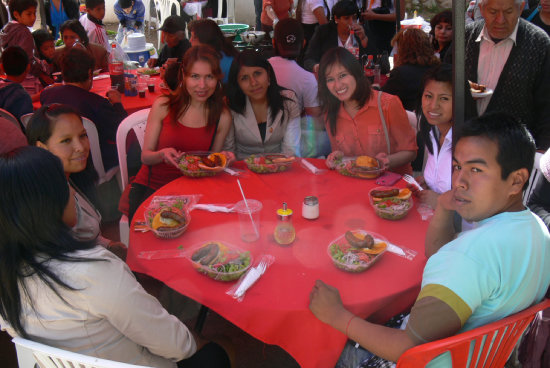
[328,230,388,272]
[178,151,228,177]
[137,67,160,76]
[471,88,493,99]
[244,153,295,174]
[369,186,413,220]
[144,197,190,239]
[187,241,252,281]
[335,157,384,179]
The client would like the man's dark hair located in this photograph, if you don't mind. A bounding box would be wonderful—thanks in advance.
[1,46,28,76]
[61,48,95,83]
[85,0,105,9]
[119,0,133,9]
[331,0,359,19]
[456,113,536,189]
[8,0,37,19]
[60,19,89,46]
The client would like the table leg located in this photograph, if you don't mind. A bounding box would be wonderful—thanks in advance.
[195,305,210,333]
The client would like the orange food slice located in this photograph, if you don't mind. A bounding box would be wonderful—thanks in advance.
[397,188,412,200]
[356,155,378,168]
[198,153,227,171]
[361,241,387,254]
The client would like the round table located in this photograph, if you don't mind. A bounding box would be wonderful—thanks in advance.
[126,159,429,368]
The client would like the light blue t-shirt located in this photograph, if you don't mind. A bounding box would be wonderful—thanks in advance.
[421,209,550,367]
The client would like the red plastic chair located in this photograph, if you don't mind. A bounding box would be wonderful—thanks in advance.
[396,298,550,368]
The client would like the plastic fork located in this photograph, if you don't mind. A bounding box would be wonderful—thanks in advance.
[402,174,423,191]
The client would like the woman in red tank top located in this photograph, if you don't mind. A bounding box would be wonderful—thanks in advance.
[127,45,232,220]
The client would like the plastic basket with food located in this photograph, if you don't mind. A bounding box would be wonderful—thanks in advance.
[144,197,192,239]
[244,153,295,174]
[327,230,387,272]
[188,241,252,281]
[369,187,413,220]
[178,152,228,177]
[326,152,384,179]
[137,67,160,75]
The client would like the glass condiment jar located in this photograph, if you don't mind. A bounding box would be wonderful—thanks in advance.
[302,196,319,220]
[274,202,295,245]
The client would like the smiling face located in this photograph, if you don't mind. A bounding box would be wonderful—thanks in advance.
[13,7,36,27]
[184,60,217,102]
[237,65,270,103]
[434,21,453,46]
[451,136,522,222]
[87,4,106,20]
[479,0,524,40]
[324,62,357,103]
[542,0,550,14]
[62,29,80,49]
[39,39,56,60]
[422,80,453,132]
[36,114,90,175]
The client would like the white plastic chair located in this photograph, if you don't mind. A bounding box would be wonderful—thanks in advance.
[0,107,21,129]
[524,151,543,205]
[12,336,153,368]
[20,112,33,129]
[406,110,417,133]
[155,0,181,49]
[82,117,121,188]
[208,0,234,24]
[116,108,149,246]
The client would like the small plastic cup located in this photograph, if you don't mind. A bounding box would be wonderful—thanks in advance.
[234,199,262,242]
[148,81,156,93]
[138,83,147,98]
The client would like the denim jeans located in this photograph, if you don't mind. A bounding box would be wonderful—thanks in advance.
[254,0,262,30]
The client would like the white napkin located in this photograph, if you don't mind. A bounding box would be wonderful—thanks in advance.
[301,159,325,175]
[93,74,110,81]
[192,203,235,213]
[235,266,264,297]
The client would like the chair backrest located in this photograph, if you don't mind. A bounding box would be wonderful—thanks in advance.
[12,337,153,368]
[82,117,120,186]
[20,112,34,129]
[116,108,149,190]
[0,108,21,128]
[208,0,234,24]
[523,151,543,205]
[396,298,550,368]
[155,0,181,49]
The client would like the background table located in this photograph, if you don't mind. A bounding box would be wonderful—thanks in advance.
[126,159,429,368]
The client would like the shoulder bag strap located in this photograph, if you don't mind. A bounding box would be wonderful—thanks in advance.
[526,6,540,22]
[377,90,391,154]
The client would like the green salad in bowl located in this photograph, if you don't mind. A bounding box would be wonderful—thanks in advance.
[188,241,252,281]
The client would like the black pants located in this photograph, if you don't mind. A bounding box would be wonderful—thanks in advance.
[177,342,230,368]
[128,182,156,223]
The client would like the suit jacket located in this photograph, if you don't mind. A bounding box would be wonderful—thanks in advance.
[303,22,378,72]
[223,89,301,160]
[465,18,550,149]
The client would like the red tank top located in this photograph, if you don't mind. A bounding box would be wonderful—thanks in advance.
[133,114,217,190]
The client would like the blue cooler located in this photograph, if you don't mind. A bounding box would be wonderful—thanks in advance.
[124,43,157,67]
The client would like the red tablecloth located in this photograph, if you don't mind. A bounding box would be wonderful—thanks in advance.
[33,73,166,114]
[126,159,429,368]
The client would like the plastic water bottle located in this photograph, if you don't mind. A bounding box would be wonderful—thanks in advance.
[344,29,359,59]
[109,44,124,93]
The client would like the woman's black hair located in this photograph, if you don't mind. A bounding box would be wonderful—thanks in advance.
[60,19,90,46]
[26,104,98,201]
[226,49,291,122]
[331,0,359,19]
[0,146,99,337]
[317,47,371,136]
[32,29,55,61]
[417,63,452,155]
[188,19,238,57]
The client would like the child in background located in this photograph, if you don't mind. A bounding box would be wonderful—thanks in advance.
[0,46,34,123]
[114,0,145,44]
[32,29,57,79]
[0,0,45,97]
[79,0,110,52]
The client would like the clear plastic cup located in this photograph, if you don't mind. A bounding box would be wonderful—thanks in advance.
[234,199,262,242]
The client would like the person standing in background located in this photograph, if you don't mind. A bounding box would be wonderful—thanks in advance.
[80,0,110,52]
[44,0,79,39]
[261,0,294,36]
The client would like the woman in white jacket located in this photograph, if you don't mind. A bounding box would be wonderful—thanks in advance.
[224,49,301,160]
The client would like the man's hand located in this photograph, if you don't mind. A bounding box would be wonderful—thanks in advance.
[361,9,378,20]
[106,89,122,104]
[147,58,158,67]
[309,280,346,326]
[437,188,458,212]
[350,22,367,47]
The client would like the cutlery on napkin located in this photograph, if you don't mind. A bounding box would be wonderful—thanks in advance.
[192,203,236,213]
[386,242,417,261]
[301,159,326,175]
[227,255,275,301]
[137,249,187,260]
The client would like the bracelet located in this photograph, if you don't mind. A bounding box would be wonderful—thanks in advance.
[346,315,357,337]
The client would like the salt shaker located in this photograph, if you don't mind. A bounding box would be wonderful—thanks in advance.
[302,196,319,220]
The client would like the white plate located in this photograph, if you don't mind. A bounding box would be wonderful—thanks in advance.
[93,74,110,81]
[471,88,493,99]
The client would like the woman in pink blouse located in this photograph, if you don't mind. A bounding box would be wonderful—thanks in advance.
[317,47,417,175]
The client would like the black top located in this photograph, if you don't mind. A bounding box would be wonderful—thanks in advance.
[258,122,267,142]
[157,38,192,66]
[528,175,550,229]
[522,8,550,37]
[44,0,80,35]
[381,64,432,111]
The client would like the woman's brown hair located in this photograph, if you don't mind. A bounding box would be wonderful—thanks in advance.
[392,28,440,68]
[165,45,225,127]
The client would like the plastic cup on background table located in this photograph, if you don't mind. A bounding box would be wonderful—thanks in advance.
[235,199,262,242]
[138,83,147,98]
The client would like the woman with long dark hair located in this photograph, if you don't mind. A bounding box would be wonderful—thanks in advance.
[0,146,230,368]
[429,10,453,60]
[224,49,301,159]
[127,45,232,221]
[26,104,126,259]
[318,47,416,174]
